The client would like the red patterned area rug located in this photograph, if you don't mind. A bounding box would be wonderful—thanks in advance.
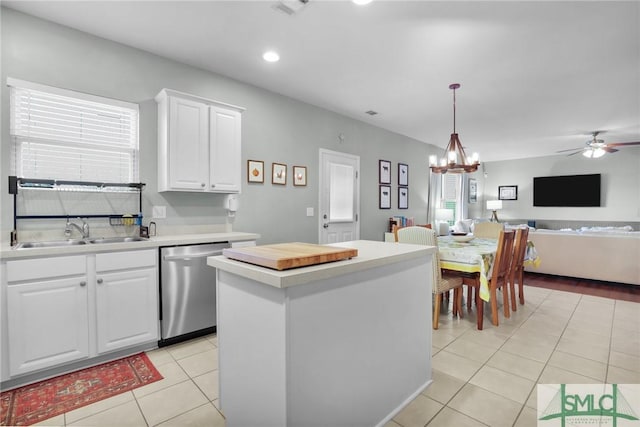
[0,352,163,426]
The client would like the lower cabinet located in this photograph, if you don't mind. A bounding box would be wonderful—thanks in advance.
[7,272,90,376]
[96,250,158,353]
[4,249,158,378]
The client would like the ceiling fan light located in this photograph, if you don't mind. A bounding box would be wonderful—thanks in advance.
[592,148,606,158]
[582,148,594,158]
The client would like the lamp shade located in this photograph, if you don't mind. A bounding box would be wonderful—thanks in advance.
[486,200,503,210]
[435,208,454,221]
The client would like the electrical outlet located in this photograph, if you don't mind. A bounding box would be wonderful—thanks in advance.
[306,207,314,217]
[152,205,166,219]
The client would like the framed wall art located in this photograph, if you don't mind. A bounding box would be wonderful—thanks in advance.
[499,185,518,200]
[272,163,287,185]
[379,160,391,184]
[398,163,408,186]
[468,178,477,203]
[293,166,307,186]
[398,186,408,209]
[379,185,391,209]
[247,160,264,183]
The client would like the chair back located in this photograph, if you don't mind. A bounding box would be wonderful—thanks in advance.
[511,227,530,275]
[396,226,442,292]
[491,230,516,283]
[473,222,504,239]
[393,223,431,242]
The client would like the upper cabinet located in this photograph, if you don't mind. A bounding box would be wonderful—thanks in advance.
[156,89,245,193]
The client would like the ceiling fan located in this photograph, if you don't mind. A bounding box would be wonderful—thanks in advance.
[557,131,640,158]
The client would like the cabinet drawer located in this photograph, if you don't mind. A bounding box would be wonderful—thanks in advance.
[96,249,157,272]
[7,255,86,282]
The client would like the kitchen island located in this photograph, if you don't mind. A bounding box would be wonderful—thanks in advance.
[207,240,435,427]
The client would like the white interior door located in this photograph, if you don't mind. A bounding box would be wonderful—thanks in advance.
[319,149,360,244]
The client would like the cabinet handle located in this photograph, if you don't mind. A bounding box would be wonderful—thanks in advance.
[201,183,205,187]
[80,281,87,287]
[211,184,216,188]
[97,278,103,284]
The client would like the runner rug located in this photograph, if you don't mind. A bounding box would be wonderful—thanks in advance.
[0,352,163,426]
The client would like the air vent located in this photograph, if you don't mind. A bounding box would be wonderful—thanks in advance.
[274,0,309,15]
[365,110,378,116]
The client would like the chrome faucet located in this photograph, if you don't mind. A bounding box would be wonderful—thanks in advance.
[65,217,90,239]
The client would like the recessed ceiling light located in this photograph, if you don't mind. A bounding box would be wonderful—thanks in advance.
[352,0,373,5]
[263,51,280,63]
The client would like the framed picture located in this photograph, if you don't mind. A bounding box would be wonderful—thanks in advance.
[379,160,391,184]
[247,160,264,183]
[468,178,477,203]
[398,186,408,209]
[272,163,287,185]
[499,185,518,200]
[379,185,391,209]
[398,163,408,186]
[293,166,307,186]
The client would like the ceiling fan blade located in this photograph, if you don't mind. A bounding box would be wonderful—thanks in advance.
[567,150,583,156]
[556,147,583,153]
[603,147,619,153]
[607,141,640,147]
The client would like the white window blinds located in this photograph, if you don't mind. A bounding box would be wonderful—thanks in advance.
[9,78,139,183]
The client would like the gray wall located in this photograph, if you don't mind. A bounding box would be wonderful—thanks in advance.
[468,151,640,226]
[1,8,437,245]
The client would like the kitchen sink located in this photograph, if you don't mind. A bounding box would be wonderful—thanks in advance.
[87,236,148,244]
[15,239,88,249]
[14,236,148,249]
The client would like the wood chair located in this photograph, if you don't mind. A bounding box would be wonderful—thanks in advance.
[472,222,504,239]
[396,226,463,329]
[460,229,515,328]
[508,227,529,311]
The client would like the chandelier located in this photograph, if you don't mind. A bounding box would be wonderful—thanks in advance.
[429,83,480,174]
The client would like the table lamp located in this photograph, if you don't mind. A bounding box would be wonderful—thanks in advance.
[435,208,454,235]
[486,200,502,222]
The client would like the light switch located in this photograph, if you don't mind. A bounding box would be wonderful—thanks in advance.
[306,207,314,217]
[152,205,166,219]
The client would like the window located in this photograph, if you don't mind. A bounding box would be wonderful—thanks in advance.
[441,174,462,225]
[9,78,139,183]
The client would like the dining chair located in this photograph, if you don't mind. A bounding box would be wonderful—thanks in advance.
[472,222,504,239]
[508,227,529,311]
[396,226,463,329]
[460,229,515,328]
[392,223,431,242]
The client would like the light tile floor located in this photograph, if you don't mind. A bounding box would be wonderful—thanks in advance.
[33,286,639,426]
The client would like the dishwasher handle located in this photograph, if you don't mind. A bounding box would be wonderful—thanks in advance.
[163,249,226,262]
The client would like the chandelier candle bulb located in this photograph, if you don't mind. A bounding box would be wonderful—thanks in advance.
[429,155,437,166]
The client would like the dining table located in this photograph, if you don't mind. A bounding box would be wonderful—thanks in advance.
[436,233,539,329]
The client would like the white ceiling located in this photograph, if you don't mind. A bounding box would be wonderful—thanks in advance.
[3,0,639,161]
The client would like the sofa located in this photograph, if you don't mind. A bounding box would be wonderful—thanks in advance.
[524,228,640,286]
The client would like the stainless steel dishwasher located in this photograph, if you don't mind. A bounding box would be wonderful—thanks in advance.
[159,242,230,346]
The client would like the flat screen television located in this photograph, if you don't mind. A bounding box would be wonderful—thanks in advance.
[533,173,601,207]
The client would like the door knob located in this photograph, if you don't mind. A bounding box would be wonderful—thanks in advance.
[323,223,329,229]
[80,281,86,287]
[97,278,103,284]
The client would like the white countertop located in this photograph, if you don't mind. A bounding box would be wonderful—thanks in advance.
[208,240,435,289]
[0,232,260,260]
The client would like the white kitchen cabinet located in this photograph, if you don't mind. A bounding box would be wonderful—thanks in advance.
[6,255,89,376]
[95,250,158,353]
[3,249,158,378]
[156,88,244,193]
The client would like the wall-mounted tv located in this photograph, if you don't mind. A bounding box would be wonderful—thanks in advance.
[533,173,601,207]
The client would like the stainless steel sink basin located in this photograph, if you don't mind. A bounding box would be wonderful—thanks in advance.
[15,239,88,249]
[87,236,149,244]
[14,236,148,249]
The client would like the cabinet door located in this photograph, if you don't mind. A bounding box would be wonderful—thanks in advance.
[209,105,242,193]
[168,96,209,190]
[7,277,89,376]
[95,268,158,354]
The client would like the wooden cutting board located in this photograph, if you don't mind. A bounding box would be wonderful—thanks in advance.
[222,242,358,270]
